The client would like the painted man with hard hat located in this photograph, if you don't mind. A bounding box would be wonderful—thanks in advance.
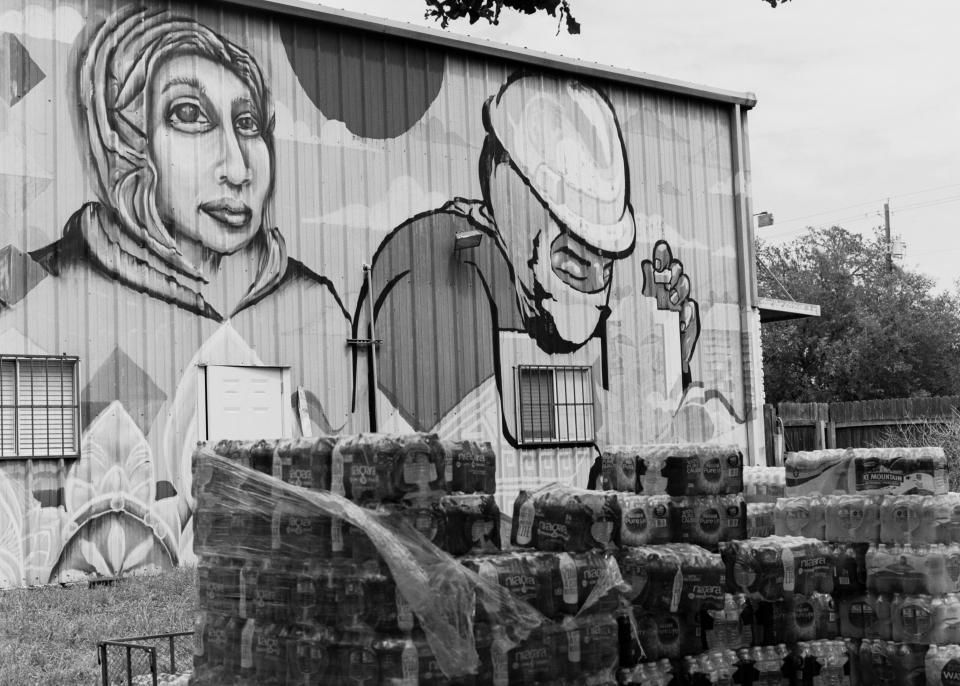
[355,72,699,448]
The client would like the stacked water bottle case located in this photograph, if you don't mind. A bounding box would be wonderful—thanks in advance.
[191,435,632,686]
[596,445,960,685]
[587,444,749,684]
[191,435,522,685]
[190,437,956,685]
[768,446,960,686]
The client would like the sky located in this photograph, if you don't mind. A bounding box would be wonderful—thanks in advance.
[310,0,960,292]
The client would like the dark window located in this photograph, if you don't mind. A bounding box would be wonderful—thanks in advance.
[516,365,594,446]
[0,356,80,459]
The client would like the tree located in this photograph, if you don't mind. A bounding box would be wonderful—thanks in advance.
[424,0,792,35]
[758,226,960,404]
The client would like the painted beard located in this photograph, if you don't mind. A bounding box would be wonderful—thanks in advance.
[514,233,612,354]
[517,284,610,354]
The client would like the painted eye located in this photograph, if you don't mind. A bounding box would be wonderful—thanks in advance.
[167,100,212,132]
[235,113,261,137]
[173,103,200,123]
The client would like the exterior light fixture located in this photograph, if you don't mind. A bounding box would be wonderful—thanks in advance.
[454,229,484,252]
[754,211,774,228]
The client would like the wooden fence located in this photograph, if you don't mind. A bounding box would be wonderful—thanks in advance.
[765,396,960,462]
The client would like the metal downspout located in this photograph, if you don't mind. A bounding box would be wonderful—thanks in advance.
[363,263,378,431]
[731,103,762,465]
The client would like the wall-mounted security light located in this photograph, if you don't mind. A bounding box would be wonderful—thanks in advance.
[454,229,484,252]
[754,211,774,228]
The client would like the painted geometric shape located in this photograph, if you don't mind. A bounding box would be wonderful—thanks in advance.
[0,173,51,203]
[0,33,45,107]
[0,133,54,219]
[82,348,167,435]
[279,22,444,138]
[0,244,49,307]
[0,326,52,355]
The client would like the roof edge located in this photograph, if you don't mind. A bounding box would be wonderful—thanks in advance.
[219,0,758,109]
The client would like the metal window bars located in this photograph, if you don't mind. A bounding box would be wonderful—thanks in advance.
[0,355,80,459]
[516,364,595,446]
[97,631,194,686]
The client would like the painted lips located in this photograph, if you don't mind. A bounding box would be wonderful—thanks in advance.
[200,199,253,228]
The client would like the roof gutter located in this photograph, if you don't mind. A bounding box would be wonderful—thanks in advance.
[219,0,757,109]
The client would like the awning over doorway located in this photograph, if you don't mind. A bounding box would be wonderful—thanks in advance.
[757,296,821,323]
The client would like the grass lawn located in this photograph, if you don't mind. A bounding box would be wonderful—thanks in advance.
[0,566,197,685]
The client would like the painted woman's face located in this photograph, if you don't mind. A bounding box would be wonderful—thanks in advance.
[150,55,270,255]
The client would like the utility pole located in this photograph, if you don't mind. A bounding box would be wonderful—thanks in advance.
[884,200,892,273]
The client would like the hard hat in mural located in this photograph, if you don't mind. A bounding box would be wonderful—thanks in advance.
[483,73,636,257]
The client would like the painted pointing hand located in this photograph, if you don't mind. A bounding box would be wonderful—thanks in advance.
[641,240,701,385]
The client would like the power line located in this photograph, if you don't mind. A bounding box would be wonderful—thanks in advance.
[891,194,960,214]
[910,246,960,256]
[760,194,960,241]
[768,183,960,227]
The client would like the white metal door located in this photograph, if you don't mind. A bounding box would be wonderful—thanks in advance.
[205,366,286,440]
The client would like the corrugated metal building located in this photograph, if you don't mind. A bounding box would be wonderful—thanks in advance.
[0,0,764,587]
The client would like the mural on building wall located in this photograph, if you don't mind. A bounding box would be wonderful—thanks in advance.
[0,7,352,585]
[357,74,701,449]
[0,2,745,587]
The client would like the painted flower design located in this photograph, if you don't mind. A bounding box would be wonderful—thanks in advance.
[0,470,25,589]
[65,401,154,515]
[50,402,177,582]
[75,516,164,578]
[0,469,65,587]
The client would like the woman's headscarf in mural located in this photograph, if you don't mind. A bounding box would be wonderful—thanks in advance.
[76,6,285,314]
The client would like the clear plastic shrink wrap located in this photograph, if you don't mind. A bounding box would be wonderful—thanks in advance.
[836,593,893,640]
[439,495,501,556]
[721,536,835,601]
[616,494,673,546]
[824,494,882,544]
[618,658,677,686]
[878,492,960,545]
[743,466,786,503]
[441,440,497,495]
[615,544,728,664]
[194,442,536,681]
[747,503,776,539]
[832,542,869,595]
[785,447,947,497]
[859,639,927,686]
[510,485,621,552]
[671,494,747,551]
[592,446,640,492]
[784,640,850,686]
[866,543,960,595]
[774,495,826,540]
[926,644,960,686]
[681,648,739,685]
[617,543,726,614]
[593,444,743,496]
[192,438,628,685]
[702,594,754,651]
[752,592,839,644]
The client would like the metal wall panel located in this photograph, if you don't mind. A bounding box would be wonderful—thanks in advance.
[0,0,754,587]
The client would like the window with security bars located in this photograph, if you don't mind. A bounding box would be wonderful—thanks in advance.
[516,365,595,446]
[0,356,80,459]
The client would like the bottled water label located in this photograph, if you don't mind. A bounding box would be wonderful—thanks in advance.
[515,500,535,545]
[559,554,578,605]
[782,547,795,592]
